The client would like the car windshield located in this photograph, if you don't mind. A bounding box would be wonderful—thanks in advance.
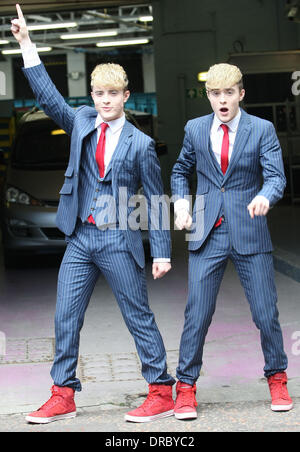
[12,118,70,170]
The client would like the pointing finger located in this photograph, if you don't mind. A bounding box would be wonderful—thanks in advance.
[16,3,25,20]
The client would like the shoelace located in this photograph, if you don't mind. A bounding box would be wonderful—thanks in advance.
[177,386,198,408]
[140,387,161,409]
[38,387,65,411]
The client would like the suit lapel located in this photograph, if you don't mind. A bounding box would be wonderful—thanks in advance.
[110,119,133,164]
[198,114,224,181]
[110,120,134,182]
[200,109,252,183]
[223,109,251,182]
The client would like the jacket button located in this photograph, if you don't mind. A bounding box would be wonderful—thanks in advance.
[221,187,225,192]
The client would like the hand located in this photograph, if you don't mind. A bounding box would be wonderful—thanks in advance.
[175,208,192,230]
[152,262,171,280]
[247,195,270,219]
[11,4,31,46]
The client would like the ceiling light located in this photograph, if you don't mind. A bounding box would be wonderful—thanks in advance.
[96,38,150,48]
[60,30,118,40]
[2,47,52,54]
[138,16,153,22]
[0,40,9,45]
[27,22,77,31]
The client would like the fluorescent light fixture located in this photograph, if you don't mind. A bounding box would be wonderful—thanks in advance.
[60,30,118,40]
[138,15,153,22]
[0,40,9,45]
[27,22,77,31]
[198,71,208,82]
[96,38,150,48]
[2,47,52,54]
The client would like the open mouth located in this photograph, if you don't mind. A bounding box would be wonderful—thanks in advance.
[220,108,229,113]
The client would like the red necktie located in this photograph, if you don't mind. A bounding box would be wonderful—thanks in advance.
[220,124,229,174]
[87,122,109,224]
[215,124,229,228]
[96,122,109,178]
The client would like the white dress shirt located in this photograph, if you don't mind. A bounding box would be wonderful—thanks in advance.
[21,42,41,67]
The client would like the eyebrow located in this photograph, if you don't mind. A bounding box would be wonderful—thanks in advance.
[211,87,236,91]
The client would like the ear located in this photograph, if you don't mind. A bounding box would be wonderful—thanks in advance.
[239,88,245,102]
[124,90,130,103]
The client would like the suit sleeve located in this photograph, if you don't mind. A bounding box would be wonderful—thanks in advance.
[139,138,171,259]
[256,121,286,206]
[22,63,75,136]
[171,121,196,202]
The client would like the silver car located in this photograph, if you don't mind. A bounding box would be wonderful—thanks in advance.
[1,109,68,267]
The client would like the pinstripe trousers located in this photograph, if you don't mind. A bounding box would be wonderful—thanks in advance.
[177,218,288,384]
[50,222,175,391]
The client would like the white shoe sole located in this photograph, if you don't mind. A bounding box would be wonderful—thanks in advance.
[174,411,197,420]
[124,409,174,423]
[271,403,293,412]
[25,411,77,424]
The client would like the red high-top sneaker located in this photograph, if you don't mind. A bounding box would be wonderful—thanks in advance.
[25,385,76,424]
[174,381,198,419]
[125,384,174,423]
[267,372,293,412]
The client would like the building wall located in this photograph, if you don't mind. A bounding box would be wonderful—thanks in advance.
[1,1,300,189]
[152,0,300,185]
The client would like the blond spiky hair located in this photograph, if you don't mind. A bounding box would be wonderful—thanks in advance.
[205,63,243,91]
[91,63,129,90]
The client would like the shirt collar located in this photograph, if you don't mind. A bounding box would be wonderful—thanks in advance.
[95,113,125,134]
[212,108,241,133]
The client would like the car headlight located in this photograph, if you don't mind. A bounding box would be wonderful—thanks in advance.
[6,186,44,207]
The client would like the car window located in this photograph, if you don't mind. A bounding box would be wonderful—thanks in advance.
[12,118,70,170]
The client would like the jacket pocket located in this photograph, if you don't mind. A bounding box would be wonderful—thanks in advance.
[59,183,73,195]
[64,166,74,177]
[193,191,207,211]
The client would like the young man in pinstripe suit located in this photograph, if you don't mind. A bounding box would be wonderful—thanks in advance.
[12,4,175,424]
[171,63,293,419]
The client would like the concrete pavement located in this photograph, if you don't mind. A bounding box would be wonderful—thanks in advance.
[0,204,299,433]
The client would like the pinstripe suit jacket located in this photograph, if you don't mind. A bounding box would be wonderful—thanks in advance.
[23,63,170,267]
[171,109,286,254]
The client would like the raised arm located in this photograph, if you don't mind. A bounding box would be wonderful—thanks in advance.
[11,4,75,135]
